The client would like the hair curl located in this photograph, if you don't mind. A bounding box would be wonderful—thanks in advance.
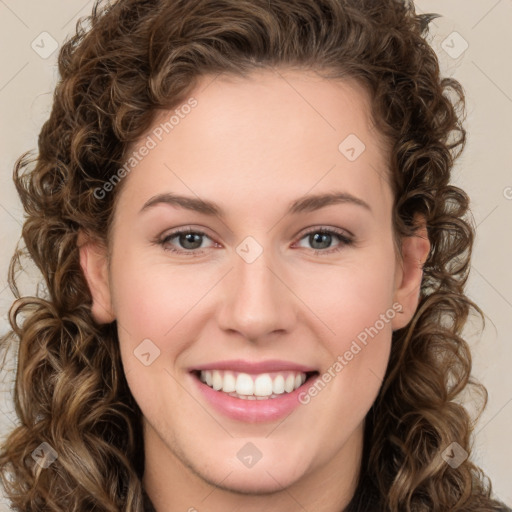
[0,0,508,510]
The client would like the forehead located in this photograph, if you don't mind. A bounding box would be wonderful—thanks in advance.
[116,68,392,220]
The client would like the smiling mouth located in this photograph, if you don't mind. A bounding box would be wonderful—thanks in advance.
[191,369,319,400]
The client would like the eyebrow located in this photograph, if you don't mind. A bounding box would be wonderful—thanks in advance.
[139,191,372,217]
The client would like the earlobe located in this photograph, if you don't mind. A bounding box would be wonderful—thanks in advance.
[391,214,431,331]
[77,230,115,324]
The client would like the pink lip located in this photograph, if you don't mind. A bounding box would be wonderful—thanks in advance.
[189,372,319,423]
[190,359,317,374]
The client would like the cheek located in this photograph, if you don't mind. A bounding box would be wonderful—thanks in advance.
[110,254,202,340]
[110,259,198,420]
[303,247,397,345]
[109,255,221,397]
[107,256,181,387]
[301,245,396,397]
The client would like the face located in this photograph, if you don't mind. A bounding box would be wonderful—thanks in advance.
[80,68,429,500]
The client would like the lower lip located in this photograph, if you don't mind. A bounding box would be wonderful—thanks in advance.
[191,373,318,423]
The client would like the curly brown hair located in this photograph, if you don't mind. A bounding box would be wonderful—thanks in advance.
[0,0,508,510]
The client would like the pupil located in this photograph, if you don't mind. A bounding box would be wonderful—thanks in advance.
[181,233,201,249]
[311,233,331,249]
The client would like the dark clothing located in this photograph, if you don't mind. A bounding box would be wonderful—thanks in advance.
[143,490,156,512]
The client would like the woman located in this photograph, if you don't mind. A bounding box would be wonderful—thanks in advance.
[0,0,510,510]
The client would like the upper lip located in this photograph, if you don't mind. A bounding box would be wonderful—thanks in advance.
[190,359,317,374]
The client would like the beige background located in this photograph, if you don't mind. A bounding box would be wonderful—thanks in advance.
[0,0,511,508]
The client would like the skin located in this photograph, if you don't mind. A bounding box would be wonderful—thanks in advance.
[79,68,430,512]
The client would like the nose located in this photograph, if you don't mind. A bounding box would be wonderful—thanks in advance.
[216,243,297,343]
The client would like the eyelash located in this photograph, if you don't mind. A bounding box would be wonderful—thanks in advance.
[155,226,354,257]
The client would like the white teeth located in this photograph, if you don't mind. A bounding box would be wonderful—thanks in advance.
[199,369,309,398]
[235,373,254,395]
[222,371,236,392]
[284,374,295,393]
[212,370,223,391]
[254,374,273,396]
[272,375,285,394]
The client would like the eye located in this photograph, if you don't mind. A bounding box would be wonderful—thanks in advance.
[157,228,217,256]
[294,227,354,255]
[154,226,354,257]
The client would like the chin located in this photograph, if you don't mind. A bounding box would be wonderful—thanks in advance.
[208,467,301,495]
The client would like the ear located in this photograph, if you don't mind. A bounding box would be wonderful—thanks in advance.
[391,213,431,331]
[77,230,115,324]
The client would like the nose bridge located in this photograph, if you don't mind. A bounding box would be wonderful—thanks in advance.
[216,238,295,341]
